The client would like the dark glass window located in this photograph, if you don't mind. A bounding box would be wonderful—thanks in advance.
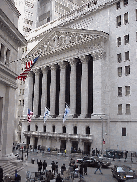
[122,127,126,136]
[35,125,38,131]
[123,0,128,6]
[73,126,77,134]
[43,126,46,132]
[86,126,90,135]
[116,2,120,9]
[62,126,66,133]
[28,125,30,131]
[52,125,55,132]
[117,15,121,27]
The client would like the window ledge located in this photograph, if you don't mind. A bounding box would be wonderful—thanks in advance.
[117,113,122,115]
[124,60,130,62]
[125,113,131,115]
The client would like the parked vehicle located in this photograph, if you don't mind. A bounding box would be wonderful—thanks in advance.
[111,165,136,181]
[77,156,90,164]
[105,149,123,159]
[83,157,96,167]
[95,157,111,168]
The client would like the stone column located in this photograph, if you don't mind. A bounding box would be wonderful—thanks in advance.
[70,58,77,116]
[33,68,40,116]
[93,53,103,114]
[80,55,89,117]
[59,61,67,116]
[50,64,57,116]
[41,66,48,115]
[28,71,33,111]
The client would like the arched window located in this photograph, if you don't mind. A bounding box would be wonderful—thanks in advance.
[86,126,90,135]
[27,125,30,131]
[62,126,66,133]
[73,126,77,134]
[43,126,46,132]
[52,125,55,132]
[35,125,38,131]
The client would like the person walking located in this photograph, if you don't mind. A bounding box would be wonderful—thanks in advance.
[94,161,103,174]
[55,162,58,175]
[124,150,128,162]
[0,166,3,182]
[61,164,66,175]
[64,149,66,156]
[43,160,47,172]
[79,163,83,178]
[37,160,42,173]
[131,153,133,162]
[51,161,56,175]
[83,163,87,175]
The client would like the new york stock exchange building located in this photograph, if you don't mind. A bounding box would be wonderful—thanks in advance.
[20,0,137,154]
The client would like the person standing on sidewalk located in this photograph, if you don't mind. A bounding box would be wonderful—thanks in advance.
[94,161,103,174]
[43,160,47,172]
[124,150,128,162]
[64,149,66,156]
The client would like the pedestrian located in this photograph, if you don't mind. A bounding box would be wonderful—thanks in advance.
[124,150,128,162]
[0,166,3,182]
[25,154,28,166]
[37,159,42,173]
[56,173,62,182]
[43,160,47,172]
[79,163,84,179]
[94,161,103,174]
[46,170,54,182]
[51,161,56,175]
[55,162,58,174]
[131,152,133,162]
[96,148,98,156]
[113,152,115,161]
[83,163,87,175]
[61,163,66,175]
[64,149,66,156]
[15,169,21,182]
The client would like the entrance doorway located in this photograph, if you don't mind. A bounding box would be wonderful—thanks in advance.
[60,140,66,152]
[27,136,30,147]
[84,142,91,154]
[34,137,38,149]
[71,141,78,152]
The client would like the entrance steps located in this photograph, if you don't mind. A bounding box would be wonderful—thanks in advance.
[0,161,24,176]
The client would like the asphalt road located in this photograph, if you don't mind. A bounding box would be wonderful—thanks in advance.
[16,151,117,182]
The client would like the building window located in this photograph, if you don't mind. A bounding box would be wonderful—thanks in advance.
[124,12,128,24]
[125,65,130,76]
[117,37,121,46]
[125,86,130,96]
[122,127,126,136]
[23,80,25,85]
[22,100,24,106]
[20,80,22,85]
[118,87,122,97]
[123,0,128,6]
[116,1,120,9]
[62,126,66,133]
[118,104,122,115]
[136,9,137,21]
[19,100,21,105]
[136,32,137,42]
[28,125,30,131]
[20,89,22,95]
[124,34,129,44]
[116,15,121,27]
[86,126,90,135]
[117,53,122,63]
[35,125,38,131]
[126,104,130,114]
[52,125,55,132]
[118,67,122,77]
[43,126,46,132]
[73,126,77,134]
[125,51,129,61]
[22,89,24,95]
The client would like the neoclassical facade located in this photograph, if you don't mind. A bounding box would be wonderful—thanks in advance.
[21,0,137,153]
[0,0,27,159]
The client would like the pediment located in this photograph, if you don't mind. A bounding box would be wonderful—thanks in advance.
[27,27,108,60]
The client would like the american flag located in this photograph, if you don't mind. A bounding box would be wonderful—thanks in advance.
[17,56,39,81]
[28,109,33,123]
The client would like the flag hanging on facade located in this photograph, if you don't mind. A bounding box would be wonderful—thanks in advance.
[17,56,39,81]
[63,103,70,123]
[28,109,33,123]
[44,107,50,123]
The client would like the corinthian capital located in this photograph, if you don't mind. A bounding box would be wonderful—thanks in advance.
[33,68,40,75]
[41,66,49,74]
[79,55,90,63]
[59,61,67,69]
[50,64,57,71]
[69,58,77,66]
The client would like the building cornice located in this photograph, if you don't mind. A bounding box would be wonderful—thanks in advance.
[4,0,21,18]
[0,63,18,89]
[0,9,27,47]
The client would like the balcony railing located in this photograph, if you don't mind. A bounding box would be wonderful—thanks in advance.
[23,131,93,142]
